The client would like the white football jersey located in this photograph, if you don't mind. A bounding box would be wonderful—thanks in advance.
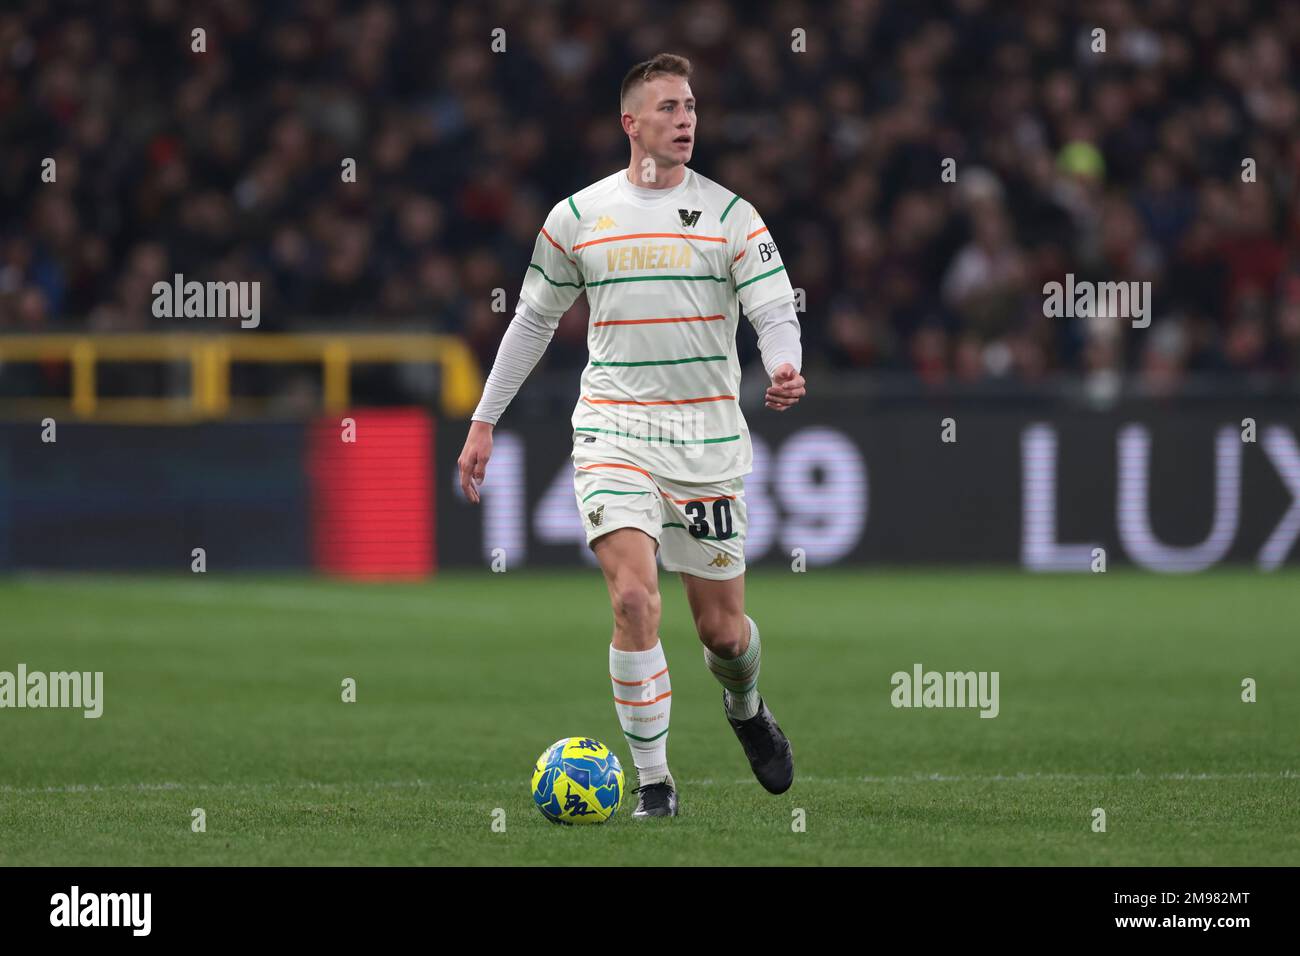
[520,167,795,481]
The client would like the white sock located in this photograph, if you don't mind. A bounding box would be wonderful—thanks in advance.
[609,641,672,786]
[704,614,761,720]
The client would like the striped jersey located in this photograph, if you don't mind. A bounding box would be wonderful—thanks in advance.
[519,166,795,482]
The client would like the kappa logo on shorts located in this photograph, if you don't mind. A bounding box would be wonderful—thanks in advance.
[583,436,596,442]
[587,503,606,527]
[707,551,733,569]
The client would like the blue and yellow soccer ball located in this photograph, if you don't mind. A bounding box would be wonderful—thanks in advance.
[531,737,625,825]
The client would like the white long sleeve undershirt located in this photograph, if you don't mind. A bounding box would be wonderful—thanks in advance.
[749,296,802,379]
[470,301,559,426]
[469,297,802,426]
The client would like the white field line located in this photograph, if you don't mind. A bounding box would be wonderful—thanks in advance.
[1,770,1295,797]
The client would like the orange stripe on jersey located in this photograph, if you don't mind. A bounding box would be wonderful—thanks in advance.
[578,461,658,482]
[594,314,725,327]
[572,232,727,251]
[582,394,735,406]
[610,666,670,687]
[613,690,673,706]
[579,461,733,506]
[733,250,745,262]
[746,225,769,241]
[540,227,577,264]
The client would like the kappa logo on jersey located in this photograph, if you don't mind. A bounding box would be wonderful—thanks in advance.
[594,215,617,230]
[587,503,606,527]
[708,551,733,569]
[757,241,779,263]
[678,209,701,227]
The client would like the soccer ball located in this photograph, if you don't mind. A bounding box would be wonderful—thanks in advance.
[531,736,625,825]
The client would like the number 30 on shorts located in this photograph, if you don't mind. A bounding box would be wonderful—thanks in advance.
[684,498,735,540]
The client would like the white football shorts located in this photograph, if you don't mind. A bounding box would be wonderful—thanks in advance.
[571,434,747,580]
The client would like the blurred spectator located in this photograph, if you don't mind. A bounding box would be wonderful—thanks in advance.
[0,0,1297,395]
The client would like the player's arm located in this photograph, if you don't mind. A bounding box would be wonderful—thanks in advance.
[469,300,563,430]
[459,202,584,503]
[747,298,805,411]
[729,201,806,411]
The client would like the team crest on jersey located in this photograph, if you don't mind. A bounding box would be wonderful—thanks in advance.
[678,209,701,227]
[594,215,617,230]
[587,504,606,527]
[708,551,733,568]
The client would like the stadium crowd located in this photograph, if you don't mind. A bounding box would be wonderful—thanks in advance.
[2,0,1299,397]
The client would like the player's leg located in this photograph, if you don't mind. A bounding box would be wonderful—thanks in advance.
[593,526,661,651]
[592,527,679,817]
[680,570,793,794]
[656,474,758,717]
[679,571,757,716]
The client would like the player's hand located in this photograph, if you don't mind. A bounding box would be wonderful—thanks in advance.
[765,363,805,412]
[458,420,494,504]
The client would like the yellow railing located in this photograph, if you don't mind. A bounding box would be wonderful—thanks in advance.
[0,334,482,421]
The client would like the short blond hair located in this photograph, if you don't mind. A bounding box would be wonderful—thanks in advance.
[620,53,692,113]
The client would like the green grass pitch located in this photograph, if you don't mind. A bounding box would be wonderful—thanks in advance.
[1,569,1296,866]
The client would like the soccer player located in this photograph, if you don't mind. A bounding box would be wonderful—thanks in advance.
[458,53,805,817]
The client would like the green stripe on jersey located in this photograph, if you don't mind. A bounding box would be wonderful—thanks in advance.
[585,274,728,288]
[528,263,583,288]
[590,355,726,367]
[735,264,786,291]
[568,196,581,219]
[720,195,741,221]
[576,427,740,445]
[580,489,653,503]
